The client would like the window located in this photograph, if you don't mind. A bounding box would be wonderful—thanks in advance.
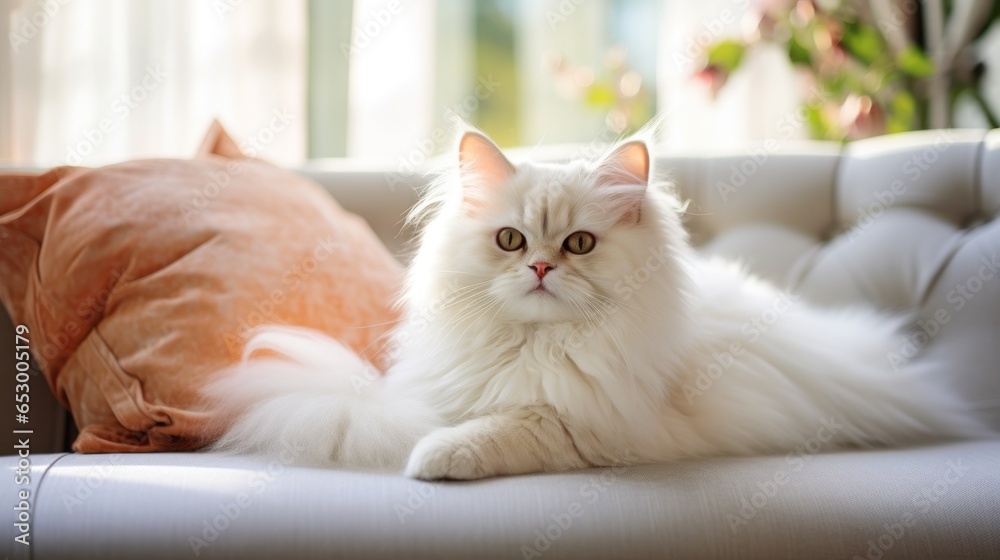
[3,0,998,168]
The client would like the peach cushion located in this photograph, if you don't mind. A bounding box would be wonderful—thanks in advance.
[0,123,403,452]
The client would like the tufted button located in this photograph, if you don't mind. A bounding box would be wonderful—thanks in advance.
[818,227,839,243]
[661,129,1000,429]
[961,213,987,230]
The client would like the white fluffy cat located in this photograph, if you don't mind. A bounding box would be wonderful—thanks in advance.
[206,129,983,479]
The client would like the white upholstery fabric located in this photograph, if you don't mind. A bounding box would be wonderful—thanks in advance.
[3,444,999,559]
[675,130,1000,428]
[2,129,1000,558]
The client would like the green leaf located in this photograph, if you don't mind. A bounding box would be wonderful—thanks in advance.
[706,40,745,72]
[821,75,848,97]
[885,117,910,134]
[897,46,935,77]
[804,104,836,140]
[890,91,916,120]
[788,34,811,66]
[840,22,884,65]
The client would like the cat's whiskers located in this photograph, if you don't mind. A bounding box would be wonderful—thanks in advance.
[435,268,486,275]
[429,289,505,354]
[403,281,497,355]
[559,275,659,324]
[565,290,643,402]
[588,292,660,325]
[442,296,506,366]
[428,280,496,312]
[584,278,659,314]
[443,297,500,338]
[569,295,640,407]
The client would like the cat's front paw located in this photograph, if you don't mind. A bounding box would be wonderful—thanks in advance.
[405,430,487,481]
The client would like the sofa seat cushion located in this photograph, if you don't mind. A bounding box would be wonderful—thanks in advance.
[3,442,998,559]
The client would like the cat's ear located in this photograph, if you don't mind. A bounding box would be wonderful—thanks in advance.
[458,131,514,210]
[592,140,650,224]
[594,140,650,188]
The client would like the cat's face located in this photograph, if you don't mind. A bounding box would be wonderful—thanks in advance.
[414,131,674,325]
[459,162,646,323]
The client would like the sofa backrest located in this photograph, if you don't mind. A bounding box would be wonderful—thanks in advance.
[4,129,999,453]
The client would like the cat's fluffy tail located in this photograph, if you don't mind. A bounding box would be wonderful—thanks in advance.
[203,327,439,470]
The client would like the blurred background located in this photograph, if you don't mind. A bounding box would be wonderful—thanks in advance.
[1,0,999,168]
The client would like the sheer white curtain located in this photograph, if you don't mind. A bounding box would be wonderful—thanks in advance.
[0,0,815,167]
[345,0,437,161]
[656,0,801,151]
[344,0,485,163]
[2,0,306,166]
[516,0,610,146]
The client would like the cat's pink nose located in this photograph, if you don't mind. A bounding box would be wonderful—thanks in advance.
[529,262,554,279]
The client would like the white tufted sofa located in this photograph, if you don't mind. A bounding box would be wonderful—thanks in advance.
[2,129,999,559]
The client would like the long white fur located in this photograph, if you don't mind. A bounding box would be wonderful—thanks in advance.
[206,327,441,470]
[205,126,987,479]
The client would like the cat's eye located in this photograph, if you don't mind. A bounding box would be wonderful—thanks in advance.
[563,231,596,255]
[496,227,525,251]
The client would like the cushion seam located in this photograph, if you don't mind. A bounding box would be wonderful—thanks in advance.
[27,452,72,560]
[86,328,162,431]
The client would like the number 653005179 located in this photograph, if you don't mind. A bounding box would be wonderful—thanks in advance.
[15,325,30,415]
